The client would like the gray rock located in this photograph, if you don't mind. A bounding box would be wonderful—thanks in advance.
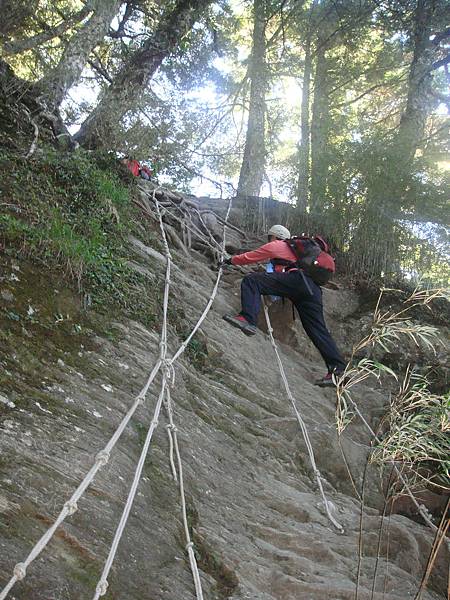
[0,244,447,600]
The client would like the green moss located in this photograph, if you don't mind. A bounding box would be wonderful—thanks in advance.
[193,530,239,599]
[0,145,162,328]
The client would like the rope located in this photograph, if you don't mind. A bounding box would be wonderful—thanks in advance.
[164,387,204,599]
[263,301,344,533]
[93,191,233,598]
[157,195,232,598]
[92,381,167,600]
[0,190,232,600]
[0,356,162,600]
[92,194,172,599]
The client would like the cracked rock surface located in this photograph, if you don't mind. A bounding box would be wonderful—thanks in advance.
[0,245,448,600]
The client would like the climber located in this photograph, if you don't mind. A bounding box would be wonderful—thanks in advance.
[140,164,152,180]
[121,156,141,177]
[220,224,346,387]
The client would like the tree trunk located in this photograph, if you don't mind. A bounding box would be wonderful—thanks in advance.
[0,0,37,38]
[237,0,267,198]
[310,40,330,213]
[38,0,123,110]
[296,36,312,212]
[75,0,213,148]
[396,0,437,163]
[350,0,439,277]
[296,0,318,212]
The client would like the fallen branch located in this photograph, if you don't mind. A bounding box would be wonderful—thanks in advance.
[24,117,39,159]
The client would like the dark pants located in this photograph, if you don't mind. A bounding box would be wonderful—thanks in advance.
[240,271,346,373]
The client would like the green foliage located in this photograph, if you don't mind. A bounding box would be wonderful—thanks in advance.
[0,145,160,327]
[373,373,450,489]
[185,336,210,371]
[335,287,449,491]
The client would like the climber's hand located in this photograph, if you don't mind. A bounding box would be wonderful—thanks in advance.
[218,257,232,268]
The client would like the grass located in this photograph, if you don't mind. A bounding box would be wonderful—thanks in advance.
[372,370,450,489]
[335,286,450,491]
[0,144,162,327]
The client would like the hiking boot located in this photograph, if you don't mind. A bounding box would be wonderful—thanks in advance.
[222,314,257,336]
[314,371,345,388]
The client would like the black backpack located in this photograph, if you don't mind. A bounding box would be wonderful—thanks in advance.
[284,236,335,286]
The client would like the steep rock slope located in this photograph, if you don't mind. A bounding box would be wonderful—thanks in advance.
[0,225,448,600]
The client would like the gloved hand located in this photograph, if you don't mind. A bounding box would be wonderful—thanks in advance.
[218,257,232,268]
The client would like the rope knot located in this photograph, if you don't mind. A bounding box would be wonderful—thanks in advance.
[185,541,194,551]
[64,500,78,516]
[96,579,109,596]
[13,563,26,580]
[151,419,159,428]
[166,424,178,432]
[95,450,110,466]
[162,359,175,385]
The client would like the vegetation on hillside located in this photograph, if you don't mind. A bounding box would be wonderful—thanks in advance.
[0,145,163,327]
[0,0,448,284]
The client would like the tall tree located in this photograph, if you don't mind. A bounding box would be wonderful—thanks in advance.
[350,0,444,275]
[309,38,330,213]
[38,0,124,110]
[237,0,267,198]
[396,0,439,163]
[75,0,214,148]
[296,32,312,211]
[295,0,319,212]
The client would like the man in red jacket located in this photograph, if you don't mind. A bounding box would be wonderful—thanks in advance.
[221,224,346,387]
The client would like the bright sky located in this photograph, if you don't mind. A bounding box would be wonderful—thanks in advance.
[62,3,448,201]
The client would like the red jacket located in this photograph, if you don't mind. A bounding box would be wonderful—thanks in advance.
[126,159,141,177]
[231,240,297,271]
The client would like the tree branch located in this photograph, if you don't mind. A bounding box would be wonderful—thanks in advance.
[108,2,135,38]
[431,27,450,45]
[87,55,113,83]
[3,7,92,54]
[432,54,450,70]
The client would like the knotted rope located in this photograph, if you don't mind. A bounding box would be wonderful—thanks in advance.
[0,189,232,600]
[263,301,344,533]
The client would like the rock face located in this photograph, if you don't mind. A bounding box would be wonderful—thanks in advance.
[0,238,448,600]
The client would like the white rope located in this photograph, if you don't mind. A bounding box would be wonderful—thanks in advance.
[92,381,167,600]
[164,388,204,599]
[0,355,162,600]
[169,197,232,365]
[0,192,232,600]
[90,193,232,598]
[92,195,172,599]
[263,301,344,533]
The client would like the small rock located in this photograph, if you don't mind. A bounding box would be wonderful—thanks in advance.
[0,394,15,409]
[35,401,52,414]
[0,289,14,302]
